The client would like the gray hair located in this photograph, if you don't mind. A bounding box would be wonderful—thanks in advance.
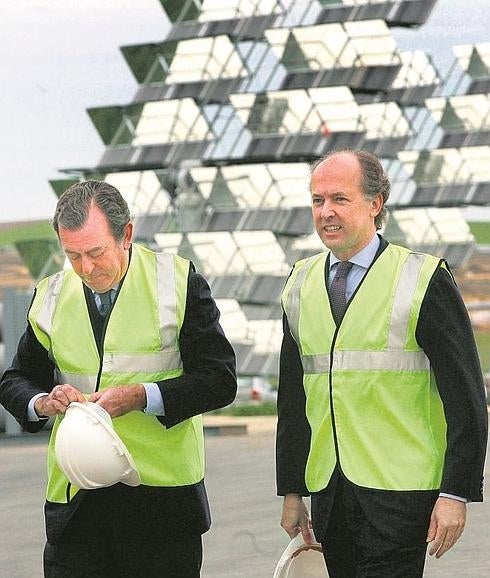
[311,150,391,230]
[53,180,131,241]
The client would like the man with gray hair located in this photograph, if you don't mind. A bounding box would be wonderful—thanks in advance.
[0,180,237,577]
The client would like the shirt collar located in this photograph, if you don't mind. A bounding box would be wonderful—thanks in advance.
[330,234,380,270]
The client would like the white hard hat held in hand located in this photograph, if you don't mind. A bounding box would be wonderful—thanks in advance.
[54,401,141,490]
[273,534,328,578]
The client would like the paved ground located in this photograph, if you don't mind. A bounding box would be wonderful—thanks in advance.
[0,416,489,577]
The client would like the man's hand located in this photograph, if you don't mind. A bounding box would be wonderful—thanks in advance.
[427,497,466,559]
[89,385,146,418]
[281,493,315,545]
[34,384,86,417]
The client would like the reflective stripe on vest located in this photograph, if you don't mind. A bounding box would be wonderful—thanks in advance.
[29,244,205,504]
[281,244,447,492]
[302,350,430,374]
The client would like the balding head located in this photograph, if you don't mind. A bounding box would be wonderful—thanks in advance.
[311,150,390,230]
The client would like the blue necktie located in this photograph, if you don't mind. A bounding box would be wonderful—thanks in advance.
[330,261,353,324]
[97,290,113,316]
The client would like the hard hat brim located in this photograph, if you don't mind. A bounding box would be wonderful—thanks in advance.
[273,534,327,578]
[55,402,141,489]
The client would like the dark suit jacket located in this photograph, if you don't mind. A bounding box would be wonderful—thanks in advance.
[0,260,237,544]
[276,238,487,544]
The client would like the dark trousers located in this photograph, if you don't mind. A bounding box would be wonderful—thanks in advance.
[44,486,203,578]
[320,481,428,578]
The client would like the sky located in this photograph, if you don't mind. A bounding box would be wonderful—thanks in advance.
[0,0,168,222]
[0,0,488,223]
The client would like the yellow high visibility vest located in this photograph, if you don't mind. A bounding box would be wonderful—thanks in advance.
[29,244,205,503]
[282,243,447,492]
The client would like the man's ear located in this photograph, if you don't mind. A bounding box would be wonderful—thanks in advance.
[371,192,383,218]
[123,222,133,249]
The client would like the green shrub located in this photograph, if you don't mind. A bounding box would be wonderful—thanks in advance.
[213,401,277,416]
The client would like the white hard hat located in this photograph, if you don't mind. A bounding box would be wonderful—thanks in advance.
[273,534,328,578]
[54,401,141,490]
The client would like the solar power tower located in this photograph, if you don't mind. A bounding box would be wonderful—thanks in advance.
[50,0,489,378]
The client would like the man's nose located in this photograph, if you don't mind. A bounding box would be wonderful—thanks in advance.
[321,202,334,219]
[80,256,94,275]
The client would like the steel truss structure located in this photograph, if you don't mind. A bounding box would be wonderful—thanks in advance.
[50,0,490,377]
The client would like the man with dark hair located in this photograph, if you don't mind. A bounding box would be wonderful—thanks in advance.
[0,180,237,577]
[276,150,487,577]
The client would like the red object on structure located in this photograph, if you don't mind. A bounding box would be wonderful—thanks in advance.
[250,385,262,401]
[321,122,331,137]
